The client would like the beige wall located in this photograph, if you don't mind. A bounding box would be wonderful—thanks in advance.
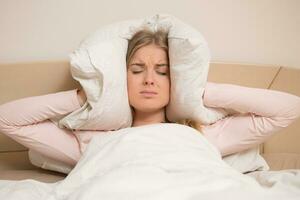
[0,0,299,69]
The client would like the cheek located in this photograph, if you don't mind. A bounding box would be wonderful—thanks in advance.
[160,76,170,89]
[165,81,170,98]
[158,77,170,98]
[127,73,139,95]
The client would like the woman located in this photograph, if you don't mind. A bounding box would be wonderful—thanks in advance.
[0,28,300,168]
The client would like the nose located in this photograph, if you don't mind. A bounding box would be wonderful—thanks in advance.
[143,71,155,86]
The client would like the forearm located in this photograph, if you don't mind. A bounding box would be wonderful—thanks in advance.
[0,89,81,128]
[203,82,300,120]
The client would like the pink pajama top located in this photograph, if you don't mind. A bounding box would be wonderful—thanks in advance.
[0,82,300,166]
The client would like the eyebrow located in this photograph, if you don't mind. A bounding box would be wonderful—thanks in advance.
[130,63,169,68]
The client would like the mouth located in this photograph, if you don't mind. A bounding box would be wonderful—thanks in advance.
[140,90,158,97]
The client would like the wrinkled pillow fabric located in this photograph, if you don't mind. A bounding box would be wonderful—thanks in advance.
[161,16,227,124]
[58,13,226,131]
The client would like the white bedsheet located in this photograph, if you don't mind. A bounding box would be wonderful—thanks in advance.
[246,169,300,191]
[1,123,300,200]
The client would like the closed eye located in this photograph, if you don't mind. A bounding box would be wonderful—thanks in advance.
[131,71,168,76]
[157,72,167,76]
[132,71,142,74]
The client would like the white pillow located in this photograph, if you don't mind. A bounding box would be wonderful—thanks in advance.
[58,13,227,131]
[222,147,270,174]
[33,14,228,174]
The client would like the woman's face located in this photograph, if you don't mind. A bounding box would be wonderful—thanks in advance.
[127,44,170,113]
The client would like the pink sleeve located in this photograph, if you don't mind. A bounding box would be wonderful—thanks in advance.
[0,89,83,165]
[0,89,81,130]
[201,82,300,157]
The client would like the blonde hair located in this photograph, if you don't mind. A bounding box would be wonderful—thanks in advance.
[126,28,203,133]
[126,28,169,67]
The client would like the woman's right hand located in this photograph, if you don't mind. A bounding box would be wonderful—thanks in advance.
[77,89,87,107]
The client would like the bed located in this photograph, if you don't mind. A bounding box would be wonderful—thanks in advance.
[0,61,299,198]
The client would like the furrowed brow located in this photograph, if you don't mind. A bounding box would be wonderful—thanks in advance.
[156,64,169,68]
[130,63,145,67]
[129,63,169,68]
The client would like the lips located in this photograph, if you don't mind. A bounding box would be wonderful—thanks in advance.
[140,90,158,97]
[140,90,158,95]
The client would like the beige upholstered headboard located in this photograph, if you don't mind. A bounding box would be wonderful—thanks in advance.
[0,61,299,169]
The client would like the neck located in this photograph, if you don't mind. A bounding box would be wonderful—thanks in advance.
[132,109,167,127]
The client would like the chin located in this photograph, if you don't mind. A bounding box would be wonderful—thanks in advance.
[132,104,166,113]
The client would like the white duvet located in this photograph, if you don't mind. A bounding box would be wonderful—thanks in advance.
[1,123,300,199]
